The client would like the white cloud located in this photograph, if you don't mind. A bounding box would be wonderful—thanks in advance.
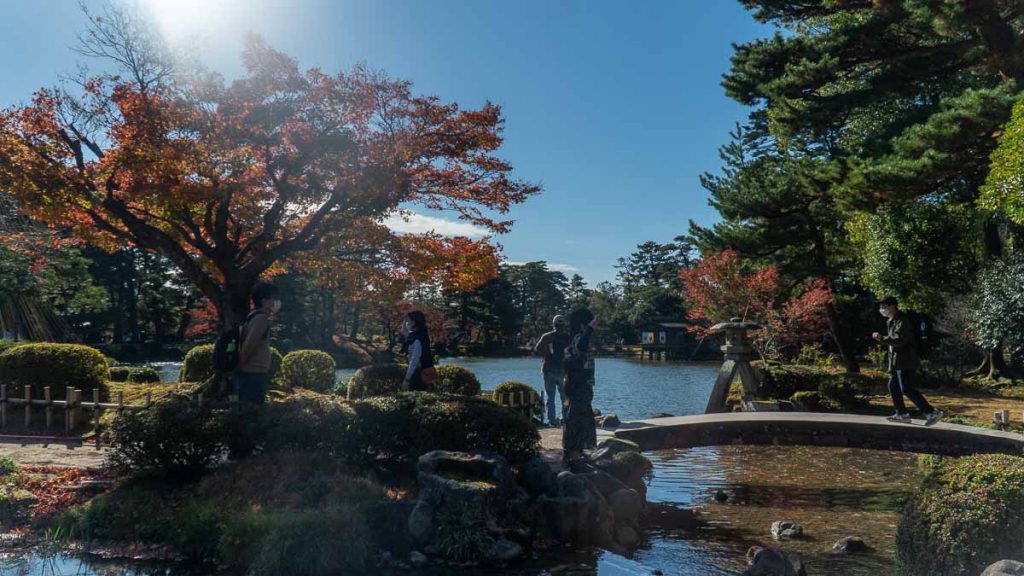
[505,261,580,274]
[383,212,488,239]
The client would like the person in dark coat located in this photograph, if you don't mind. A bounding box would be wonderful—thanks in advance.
[562,307,598,467]
[401,310,436,392]
[872,296,943,426]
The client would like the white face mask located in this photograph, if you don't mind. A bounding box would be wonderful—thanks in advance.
[879,307,889,318]
[269,299,281,313]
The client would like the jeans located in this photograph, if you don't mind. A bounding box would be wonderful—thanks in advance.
[233,371,268,404]
[544,370,564,424]
[888,369,933,415]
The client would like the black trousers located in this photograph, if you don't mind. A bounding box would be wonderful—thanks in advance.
[888,369,933,414]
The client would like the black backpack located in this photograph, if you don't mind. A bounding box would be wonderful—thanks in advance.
[213,310,263,373]
[905,310,934,358]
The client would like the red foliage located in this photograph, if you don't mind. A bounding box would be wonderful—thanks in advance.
[681,250,833,358]
[15,465,110,523]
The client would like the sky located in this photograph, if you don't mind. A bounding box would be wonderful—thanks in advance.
[0,0,770,285]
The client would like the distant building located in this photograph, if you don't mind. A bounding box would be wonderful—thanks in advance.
[639,318,698,360]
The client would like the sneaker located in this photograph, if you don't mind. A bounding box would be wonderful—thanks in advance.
[886,413,911,424]
[925,410,943,427]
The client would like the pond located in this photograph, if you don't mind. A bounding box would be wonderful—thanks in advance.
[91,357,917,575]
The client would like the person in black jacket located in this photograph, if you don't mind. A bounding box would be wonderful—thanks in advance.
[562,307,598,468]
[401,310,435,392]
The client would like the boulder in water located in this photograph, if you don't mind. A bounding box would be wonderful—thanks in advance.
[982,560,1024,575]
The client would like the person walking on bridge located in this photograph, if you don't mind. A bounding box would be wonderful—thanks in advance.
[872,296,943,426]
[533,314,570,426]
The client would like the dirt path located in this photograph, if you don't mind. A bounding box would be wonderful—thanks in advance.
[0,437,107,468]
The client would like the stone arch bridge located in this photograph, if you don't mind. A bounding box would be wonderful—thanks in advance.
[612,412,1024,457]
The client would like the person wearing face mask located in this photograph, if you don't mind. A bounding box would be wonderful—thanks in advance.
[401,310,437,392]
[235,282,280,404]
[872,296,942,426]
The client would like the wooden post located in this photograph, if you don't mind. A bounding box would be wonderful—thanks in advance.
[1002,409,1011,426]
[197,392,204,409]
[23,385,30,427]
[1,384,8,428]
[117,391,124,417]
[44,386,52,430]
[93,389,100,450]
[65,386,73,433]
[145,392,152,408]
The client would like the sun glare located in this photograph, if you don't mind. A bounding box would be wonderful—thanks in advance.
[140,0,232,38]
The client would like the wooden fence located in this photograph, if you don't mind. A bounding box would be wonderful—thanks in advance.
[0,384,225,448]
[493,390,542,421]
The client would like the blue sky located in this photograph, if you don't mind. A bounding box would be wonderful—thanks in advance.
[0,0,769,285]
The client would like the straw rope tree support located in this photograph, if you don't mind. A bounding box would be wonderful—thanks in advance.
[705,318,765,414]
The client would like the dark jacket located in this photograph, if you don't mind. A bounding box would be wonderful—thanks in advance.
[882,311,920,372]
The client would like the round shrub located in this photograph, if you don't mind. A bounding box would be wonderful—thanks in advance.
[432,365,481,396]
[127,366,161,384]
[0,343,108,400]
[180,344,283,384]
[896,454,1024,576]
[180,344,214,383]
[109,366,132,382]
[281,350,336,392]
[347,364,406,399]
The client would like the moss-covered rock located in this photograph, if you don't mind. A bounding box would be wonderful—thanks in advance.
[897,454,1024,575]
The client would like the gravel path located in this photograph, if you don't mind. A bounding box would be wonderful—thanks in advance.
[0,437,107,468]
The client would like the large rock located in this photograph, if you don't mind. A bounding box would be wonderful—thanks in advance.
[982,560,1024,575]
[771,520,803,540]
[615,525,640,548]
[538,472,615,548]
[832,536,868,553]
[743,546,807,576]
[409,450,527,558]
[595,414,621,428]
[608,488,642,529]
[482,538,524,564]
[589,438,640,463]
[0,489,37,526]
[579,470,628,499]
[517,457,557,497]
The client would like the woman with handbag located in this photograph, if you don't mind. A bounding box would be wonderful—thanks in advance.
[401,310,437,391]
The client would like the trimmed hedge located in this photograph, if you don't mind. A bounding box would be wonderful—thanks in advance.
[432,364,481,396]
[180,344,283,385]
[281,350,336,392]
[897,454,1024,575]
[109,366,132,382]
[756,362,872,410]
[347,364,406,399]
[0,343,108,400]
[128,366,161,384]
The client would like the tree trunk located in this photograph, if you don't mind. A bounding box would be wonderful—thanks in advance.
[175,294,195,341]
[349,301,361,342]
[825,302,860,373]
[968,343,1009,379]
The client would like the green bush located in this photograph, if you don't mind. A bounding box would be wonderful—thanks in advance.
[897,454,1024,576]
[180,344,214,383]
[346,393,539,465]
[106,398,230,479]
[758,362,870,410]
[0,456,16,476]
[180,344,282,385]
[0,343,108,400]
[127,366,161,384]
[0,340,26,356]
[432,364,481,396]
[790,390,826,411]
[281,350,336,392]
[109,366,132,382]
[493,380,538,401]
[346,364,406,399]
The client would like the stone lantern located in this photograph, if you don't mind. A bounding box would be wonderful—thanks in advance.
[705,318,764,414]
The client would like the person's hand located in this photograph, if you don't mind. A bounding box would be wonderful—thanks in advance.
[871,332,881,341]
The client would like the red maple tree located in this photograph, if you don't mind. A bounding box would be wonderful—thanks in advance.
[0,7,537,327]
[680,250,832,358]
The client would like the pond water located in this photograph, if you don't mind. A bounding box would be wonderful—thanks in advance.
[73,358,918,575]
